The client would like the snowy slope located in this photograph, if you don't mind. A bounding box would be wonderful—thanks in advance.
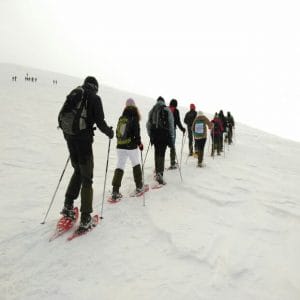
[1,64,300,300]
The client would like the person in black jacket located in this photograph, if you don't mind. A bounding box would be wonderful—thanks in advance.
[60,76,114,233]
[226,111,235,144]
[147,97,175,184]
[110,98,144,201]
[168,99,186,169]
[184,103,197,156]
[218,110,227,151]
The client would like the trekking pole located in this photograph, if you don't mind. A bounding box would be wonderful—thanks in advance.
[100,138,111,219]
[212,130,215,160]
[223,133,226,158]
[175,150,183,182]
[41,156,70,224]
[141,151,146,207]
[233,127,236,143]
[207,131,211,157]
[143,140,151,167]
[179,132,186,167]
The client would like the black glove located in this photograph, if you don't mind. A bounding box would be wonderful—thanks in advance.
[107,127,114,139]
[138,143,144,151]
[182,128,186,134]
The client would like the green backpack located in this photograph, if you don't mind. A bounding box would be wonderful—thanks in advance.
[116,116,132,145]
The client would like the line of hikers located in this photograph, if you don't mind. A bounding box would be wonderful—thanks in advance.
[57,76,235,233]
[184,104,235,161]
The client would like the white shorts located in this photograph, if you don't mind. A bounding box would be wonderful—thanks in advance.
[116,148,140,170]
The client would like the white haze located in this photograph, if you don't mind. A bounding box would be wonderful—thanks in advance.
[1,0,300,141]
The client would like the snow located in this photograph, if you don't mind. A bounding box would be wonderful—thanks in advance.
[1,63,300,300]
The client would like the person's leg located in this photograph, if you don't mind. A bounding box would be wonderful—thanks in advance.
[188,126,193,155]
[170,131,177,167]
[64,139,81,208]
[112,149,128,194]
[156,143,167,184]
[77,142,94,215]
[128,149,143,190]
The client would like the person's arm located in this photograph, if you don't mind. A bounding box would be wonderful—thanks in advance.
[94,96,113,138]
[133,117,141,146]
[166,107,175,145]
[204,116,213,130]
[175,110,185,132]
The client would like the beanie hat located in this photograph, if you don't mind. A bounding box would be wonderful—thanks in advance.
[170,99,178,107]
[126,98,136,107]
[197,111,204,116]
[190,103,196,110]
[83,76,98,92]
[157,96,165,103]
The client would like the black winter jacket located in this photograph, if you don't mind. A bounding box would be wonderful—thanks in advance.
[184,110,197,127]
[172,109,185,132]
[117,106,141,150]
[62,86,112,141]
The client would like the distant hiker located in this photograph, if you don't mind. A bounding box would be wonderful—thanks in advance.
[184,103,197,156]
[226,112,235,144]
[192,111,213,167]
[58,76,114,233]
[218,110,227,151]
[110,98,144,201]
[146,96,175,185]
[211,113,224,156]
[168,99,186,169]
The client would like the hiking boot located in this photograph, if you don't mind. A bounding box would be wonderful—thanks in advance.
[197,162,203,168]
[76,213,92,233]
[60,205,76,220]
[111,191,122,200]
[169,164,177,170]
[156,173,166,185]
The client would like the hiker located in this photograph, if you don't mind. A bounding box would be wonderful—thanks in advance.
[168,99,186,169]
[146,96,175,185]
[211,113,224,156]
[184,103,197,156]
[192,111,213,167]
[226,112,235,144]
[110,98,144,201]
[58,76,114,233]
[218,110,227,151]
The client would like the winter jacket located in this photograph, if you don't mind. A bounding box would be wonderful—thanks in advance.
[184,109,197,128]
[117,106,141,150]
[218,111,227,132]
[192,114,213,139]
[211,117,224,136]
[147,99,175,147]
[227,115,235,128]
[170,106,185,132]
[61,86,112,141]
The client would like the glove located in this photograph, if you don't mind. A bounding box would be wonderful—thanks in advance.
[108,127,114,139]
[182,128,186,134]
[138,143,144,151]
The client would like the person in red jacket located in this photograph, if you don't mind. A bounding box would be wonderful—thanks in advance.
[211,113,224,156]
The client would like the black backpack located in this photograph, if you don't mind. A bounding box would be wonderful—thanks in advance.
[58,87,87,135]
[151,105,169,130]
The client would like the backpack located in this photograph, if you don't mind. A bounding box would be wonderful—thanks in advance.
[151,105,169,130]
[193,119,205,139]
[116,116,132,145]
[58,87,87,135]
[212,120,220,135]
